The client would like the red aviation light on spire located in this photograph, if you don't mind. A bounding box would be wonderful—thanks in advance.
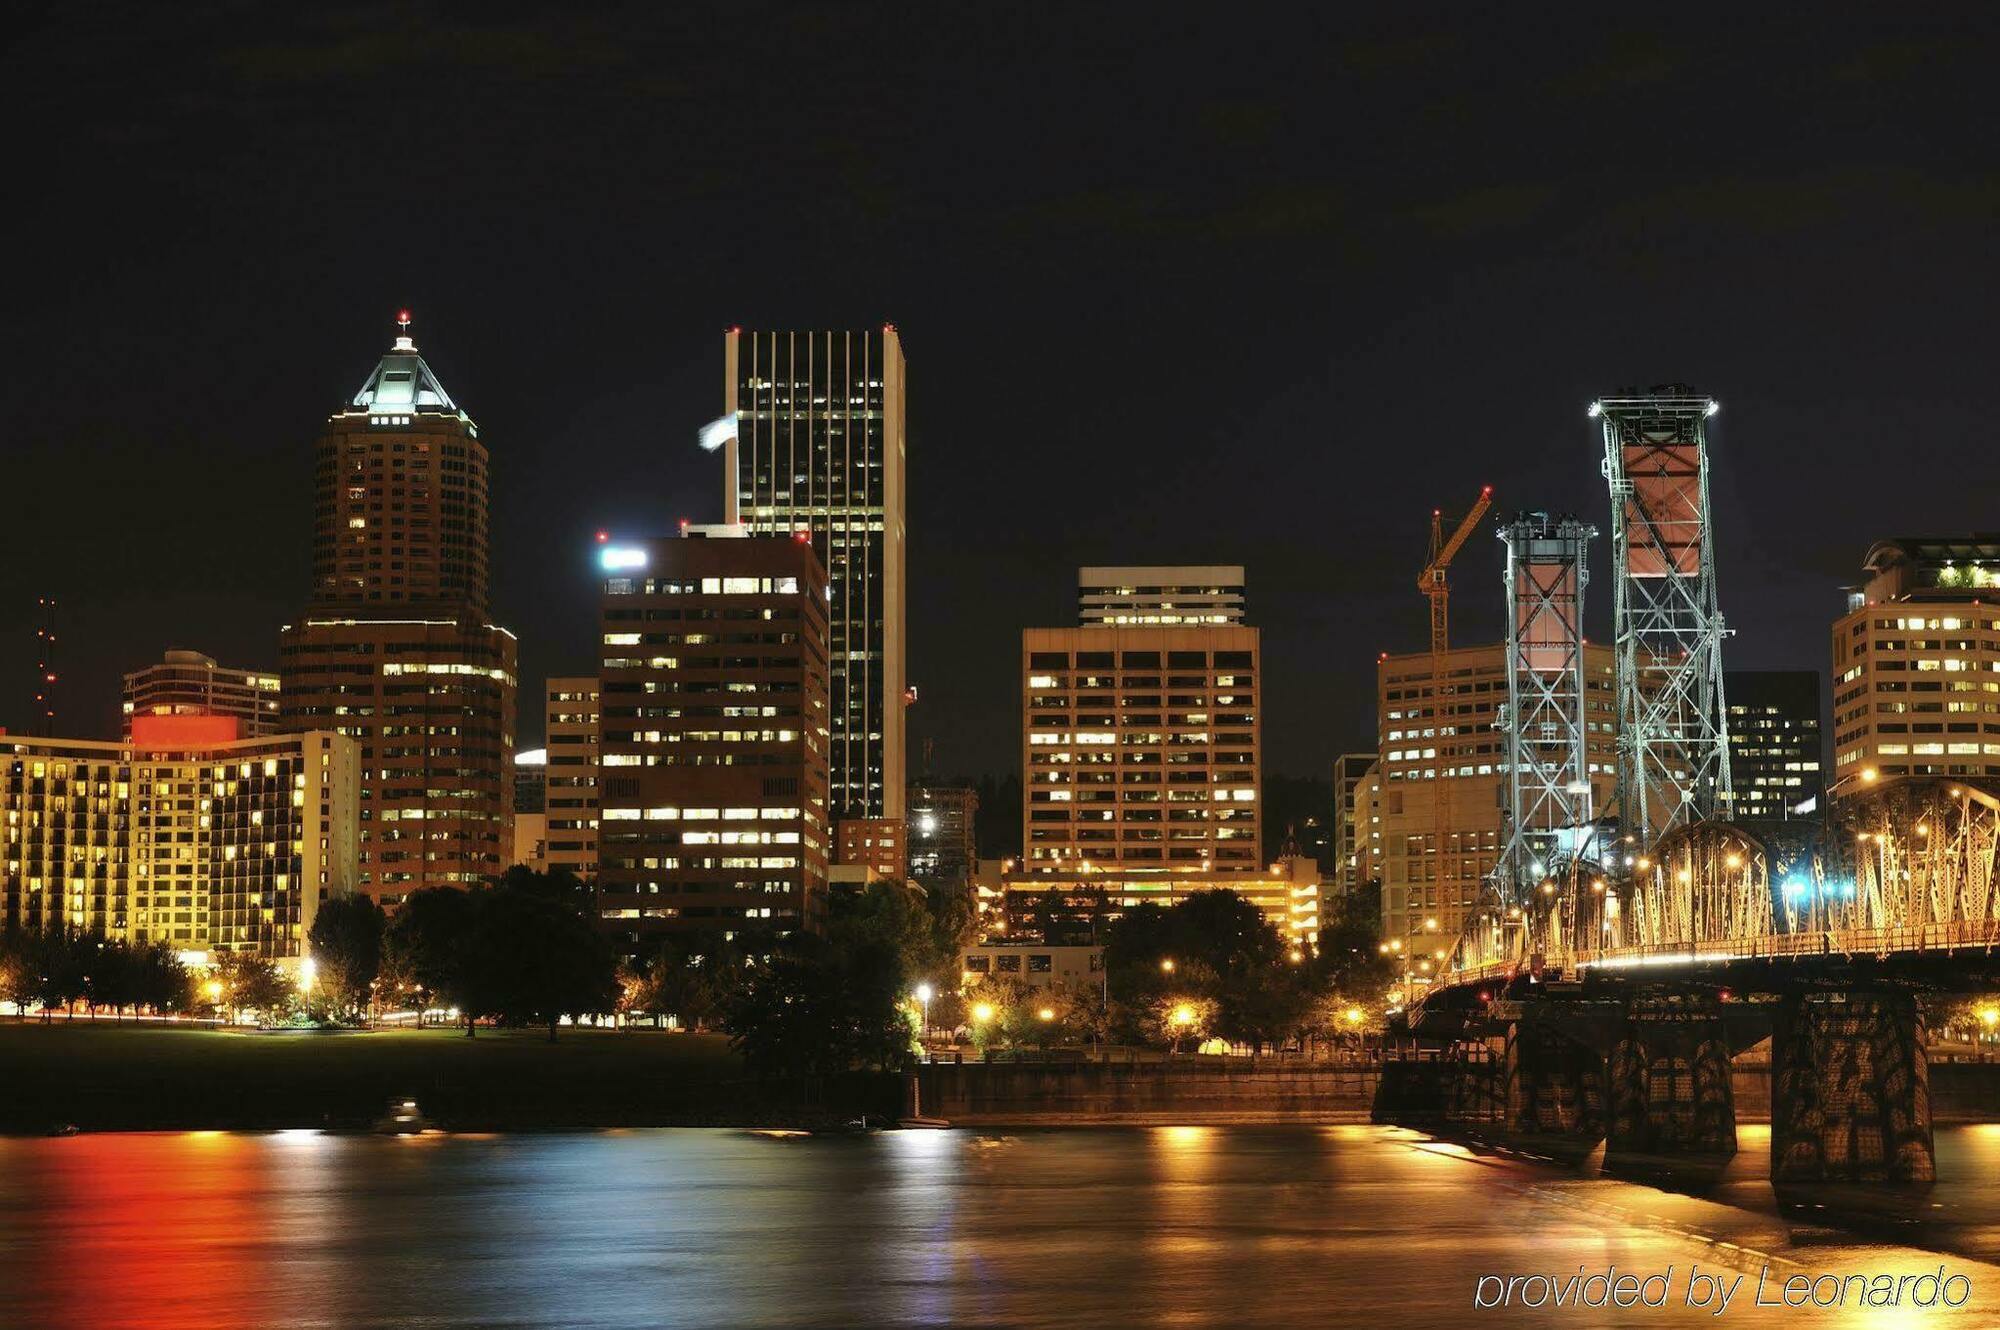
[595,530,610,543]
[397,309,412,330]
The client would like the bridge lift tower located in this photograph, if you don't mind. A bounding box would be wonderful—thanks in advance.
[1497,514,1598,907]
[1595,387,1733,848]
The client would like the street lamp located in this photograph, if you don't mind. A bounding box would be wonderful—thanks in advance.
[914,982,934,1038]
[1160,958,1176,974]
[1170,1003,1196,1055]
[972,1002,995,1024]
[1038,1007,1055,1023]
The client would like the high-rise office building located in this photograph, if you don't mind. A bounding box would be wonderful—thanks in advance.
[279,316,517,905]
[1374,642,1617,942]
[908,782,979,893]
[725,328,905,824]
[835,817,905,881]
[1078,566,1246,626]
[123,649,282,738]
[1831,536,2000,794]
[511,747,548,871]
[1022,623,1262,876]
[1723,671,1823,820]
[1330,751,1376,897]
[544,677,600,880]
[593,531,831,953]
[1,717,358,966]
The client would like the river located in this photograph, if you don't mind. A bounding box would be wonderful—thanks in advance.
[4,1124,2000,1327]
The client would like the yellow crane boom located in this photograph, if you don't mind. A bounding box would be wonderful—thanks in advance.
[1417,484,1494,655]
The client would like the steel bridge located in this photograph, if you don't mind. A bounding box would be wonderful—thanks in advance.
[1392,776,2000,1187]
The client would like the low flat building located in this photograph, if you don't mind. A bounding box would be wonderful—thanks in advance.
[959,943,1103,991]
[998,856,1320,948]
[1,716,359,967]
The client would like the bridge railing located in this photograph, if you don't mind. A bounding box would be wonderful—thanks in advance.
[1435,919,2000,992]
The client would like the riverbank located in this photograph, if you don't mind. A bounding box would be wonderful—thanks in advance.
[0,1023,900,1133]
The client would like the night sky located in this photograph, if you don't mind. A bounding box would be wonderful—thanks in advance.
[4,5,1997,779]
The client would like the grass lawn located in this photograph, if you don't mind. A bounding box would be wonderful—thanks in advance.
[0,1022,782,1132]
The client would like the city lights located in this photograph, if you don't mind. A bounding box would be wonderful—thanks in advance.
[599,545,648,571]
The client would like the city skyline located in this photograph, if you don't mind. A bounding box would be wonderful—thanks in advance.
[10,9,1998,782]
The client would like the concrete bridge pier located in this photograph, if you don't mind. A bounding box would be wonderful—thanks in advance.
[1771,991,1934,1186]
[1502,1022,1605,1142]
[1605,998,1737,1172]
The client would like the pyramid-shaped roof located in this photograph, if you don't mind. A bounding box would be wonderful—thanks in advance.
[350,314,458,413]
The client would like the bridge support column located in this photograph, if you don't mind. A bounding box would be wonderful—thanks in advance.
[1606,998,1736,1170]
[1771,992,1933,1186]
[1502,1022,1604,1141]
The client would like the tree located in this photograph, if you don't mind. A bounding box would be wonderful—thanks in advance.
[1149,994,1219,1053]
[625,933,732,1030]
[1310,880,1397,1004]
[307,895,385,1021]
[490,864,594,911]
[461,887,617,1040]
[212,953,295,1023]
[722,931,913,1077]
[133,942,194,1015]
[381,886,474,1027]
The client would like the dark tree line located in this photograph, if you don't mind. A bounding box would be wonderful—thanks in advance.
[326,867,620,1039]
[0,928,195,1020]
[1100,886,1396,1051]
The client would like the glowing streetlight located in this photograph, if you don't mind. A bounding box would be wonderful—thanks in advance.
[300,957,318,991]
[1160,958,1176,974]
[1287,948,1304,964]
[206,979,223,1002]
[913,983,934,1037]
[1424,917,1438,931]
[1982,1007,1999,1030]
[1037,1007,1055,1022]
[1861,767,1879,784]
[1343,1008,1364,1026]
[1171,1004,1196,1028]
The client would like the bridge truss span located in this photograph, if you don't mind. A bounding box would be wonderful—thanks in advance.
[1435,777,2000,990]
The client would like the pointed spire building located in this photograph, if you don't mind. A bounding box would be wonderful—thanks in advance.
[280,313,517,904]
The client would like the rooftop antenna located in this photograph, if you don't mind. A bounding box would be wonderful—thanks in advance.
[33,596,57,737]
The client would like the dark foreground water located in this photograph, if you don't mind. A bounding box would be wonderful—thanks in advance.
[6,1125,2000,1328]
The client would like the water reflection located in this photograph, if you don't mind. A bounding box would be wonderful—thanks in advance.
[1,1126,1998,1327]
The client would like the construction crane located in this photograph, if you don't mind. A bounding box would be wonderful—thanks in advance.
[1415,486,1492,954]
[1417,485,1494,655]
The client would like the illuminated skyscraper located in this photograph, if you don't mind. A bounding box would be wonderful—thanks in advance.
[725,328,906,823]
[1722,670,1822,820]
[279,314,517,905]
[593,531,831,951]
